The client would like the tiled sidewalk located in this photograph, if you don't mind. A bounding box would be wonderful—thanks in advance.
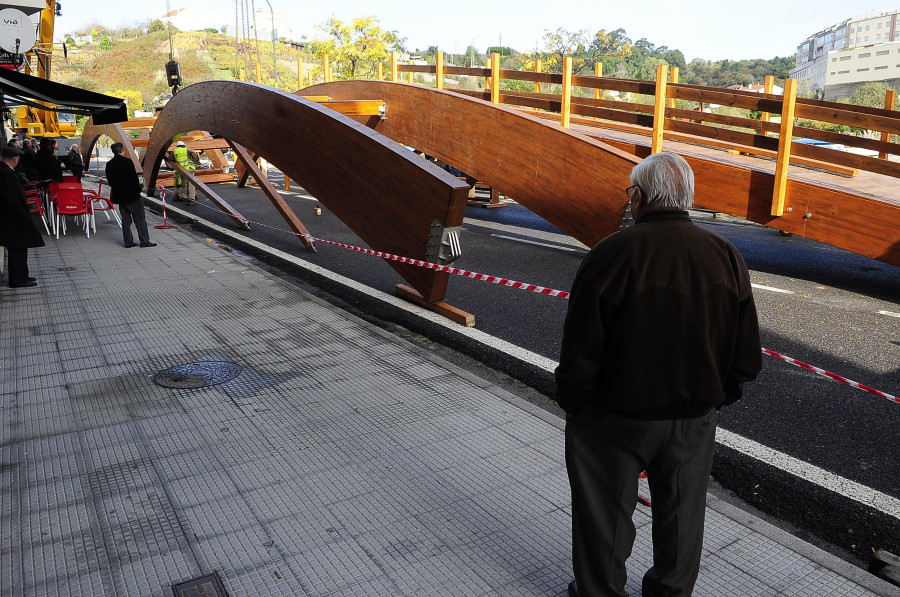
[1,209,895,596]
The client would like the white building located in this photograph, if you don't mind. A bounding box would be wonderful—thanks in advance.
[790,10,900,98]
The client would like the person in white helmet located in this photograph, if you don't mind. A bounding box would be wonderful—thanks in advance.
[168,140,199,205]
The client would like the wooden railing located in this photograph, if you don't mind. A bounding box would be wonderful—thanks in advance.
[350,51,900,216]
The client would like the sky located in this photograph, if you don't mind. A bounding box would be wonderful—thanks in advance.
[53,1,900,62]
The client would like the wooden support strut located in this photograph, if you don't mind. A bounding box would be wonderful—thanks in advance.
[651,64,668,154]
[880,89,897,159]
[171,162,251,230]
[772,78,798,217]
[229,141,315,250]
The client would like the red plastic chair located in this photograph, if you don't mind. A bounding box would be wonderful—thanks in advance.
[24,182,50,235]
[83,179,121,228]
[53,182,94,239]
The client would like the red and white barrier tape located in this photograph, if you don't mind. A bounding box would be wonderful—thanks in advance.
[308,236,571,298]
[762,348,898,405]
[180,199,898,405]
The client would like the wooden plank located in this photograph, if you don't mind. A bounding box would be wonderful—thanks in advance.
[229,141,314,249]
[651,65,668,153]
[571,75,655,95]
[667,67,679,109]
[594,62,603,100]
[534,60,542,93]
[318,100,384,116]
[561,57,572,128]
[436,51,444,90]
[772,78,798,216]
[443,65,491,77]
[491,53,500,105]
[880,90,897,159]
[499,68,560,85]
[794,98,900,134]
[120,117,158,128]
[668,85,782,113]
[667,106,779,134]
[395,284,474,326]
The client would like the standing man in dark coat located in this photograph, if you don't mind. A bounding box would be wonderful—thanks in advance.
[105,142,156,248]
[556,153,762,597]
[67,143,84,181]
[0,146,44,287]
[34,138,62,182]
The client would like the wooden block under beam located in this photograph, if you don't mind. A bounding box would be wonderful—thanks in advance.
[396,284,475,327]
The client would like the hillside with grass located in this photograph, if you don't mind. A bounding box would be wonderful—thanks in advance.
[54,25,305,114]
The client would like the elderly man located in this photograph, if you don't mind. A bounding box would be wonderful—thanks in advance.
[0,146,44,287]
[105,142,156,248]
[556,153,762,597]
[67,143,84,181]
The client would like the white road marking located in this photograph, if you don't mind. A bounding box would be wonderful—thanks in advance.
[173,205,899,522]
[717,428,900,521]
[752,283,795,294]
[877,310,900,318]
[490,234,580,252]
[464,217,589,249]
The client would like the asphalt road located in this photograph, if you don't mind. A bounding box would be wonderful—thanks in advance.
[141,170,900,564]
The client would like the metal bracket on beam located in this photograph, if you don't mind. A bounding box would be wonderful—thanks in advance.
[425,220,462,265]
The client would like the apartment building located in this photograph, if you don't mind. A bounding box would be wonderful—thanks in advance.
[790,10,900,99]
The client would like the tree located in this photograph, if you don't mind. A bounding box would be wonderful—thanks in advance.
[589,28,631,63]
[112,89,145,117]
[845,81,896,109]
[541,28,590,73]
[307,16,406,80]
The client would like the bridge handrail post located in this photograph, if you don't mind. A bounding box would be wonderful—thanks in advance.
[667,67,679,110]
[377,61,383,81]
[651,64,668,153]
[880,89,897,159]
[491,53,501,104]
[561,56,573,128]
[771,77,798,216]
[391,51,398,82]
[408,60,414,84]
[760,75,774,135]
[594,62,603,100]
[436,52,444,90]
[534,59,542,94]
[297,56,303,89]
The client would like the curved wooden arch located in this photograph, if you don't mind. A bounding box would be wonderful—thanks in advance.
[304,81,900,267]
[80,120,142,175]
[144,81,470,303]
[303,81,639,247]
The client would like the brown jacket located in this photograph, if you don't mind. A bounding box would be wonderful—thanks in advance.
[555,210,762,419]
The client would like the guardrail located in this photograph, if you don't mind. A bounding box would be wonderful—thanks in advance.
[328,51,900,217]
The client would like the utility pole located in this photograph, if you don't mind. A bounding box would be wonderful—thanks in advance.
[261,0,277,87]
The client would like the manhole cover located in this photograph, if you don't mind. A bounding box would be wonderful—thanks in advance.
[154,361,242,388]
[172,572,229,596]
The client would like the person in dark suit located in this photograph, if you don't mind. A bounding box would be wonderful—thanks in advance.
[0,146,44,287]
[67,144,84,181]
[105,142,156,248]
[34,138,62,182]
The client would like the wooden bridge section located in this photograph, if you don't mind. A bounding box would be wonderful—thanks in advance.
[306,54,900,268]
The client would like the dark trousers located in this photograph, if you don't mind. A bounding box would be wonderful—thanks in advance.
[7,247,29,285]
[119,199,150,245]
[566,407,718,597]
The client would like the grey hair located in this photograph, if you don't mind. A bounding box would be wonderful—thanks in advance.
[629,152,694,209]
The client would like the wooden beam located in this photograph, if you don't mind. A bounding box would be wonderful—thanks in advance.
[391,51,398,82]
[651,64,668,153]
[760,75,774,133]
[772,78,798,216]
[491,53,500,104]
[120,117,158,129]
[561,56,572,129]
[436,51,444,90]
[395,284,474,327]
[880,89,897,159]
[317,100,384,116]
[229,141,315,249]
[667,67,679,109]
[594,62,603,100]
[534,59,542,94]
[171,162,250,229]
[377,61,383,81]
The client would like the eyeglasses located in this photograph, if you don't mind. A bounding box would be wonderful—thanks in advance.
[624,184,641,198]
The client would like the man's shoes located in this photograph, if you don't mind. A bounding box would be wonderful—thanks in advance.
[26,276,36,282]
[10,280,37,288]
[185,200,197,206]
[139,242,157,248]
[124,242,138,248]
[568,580,579,597]
[172,195,183,202]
